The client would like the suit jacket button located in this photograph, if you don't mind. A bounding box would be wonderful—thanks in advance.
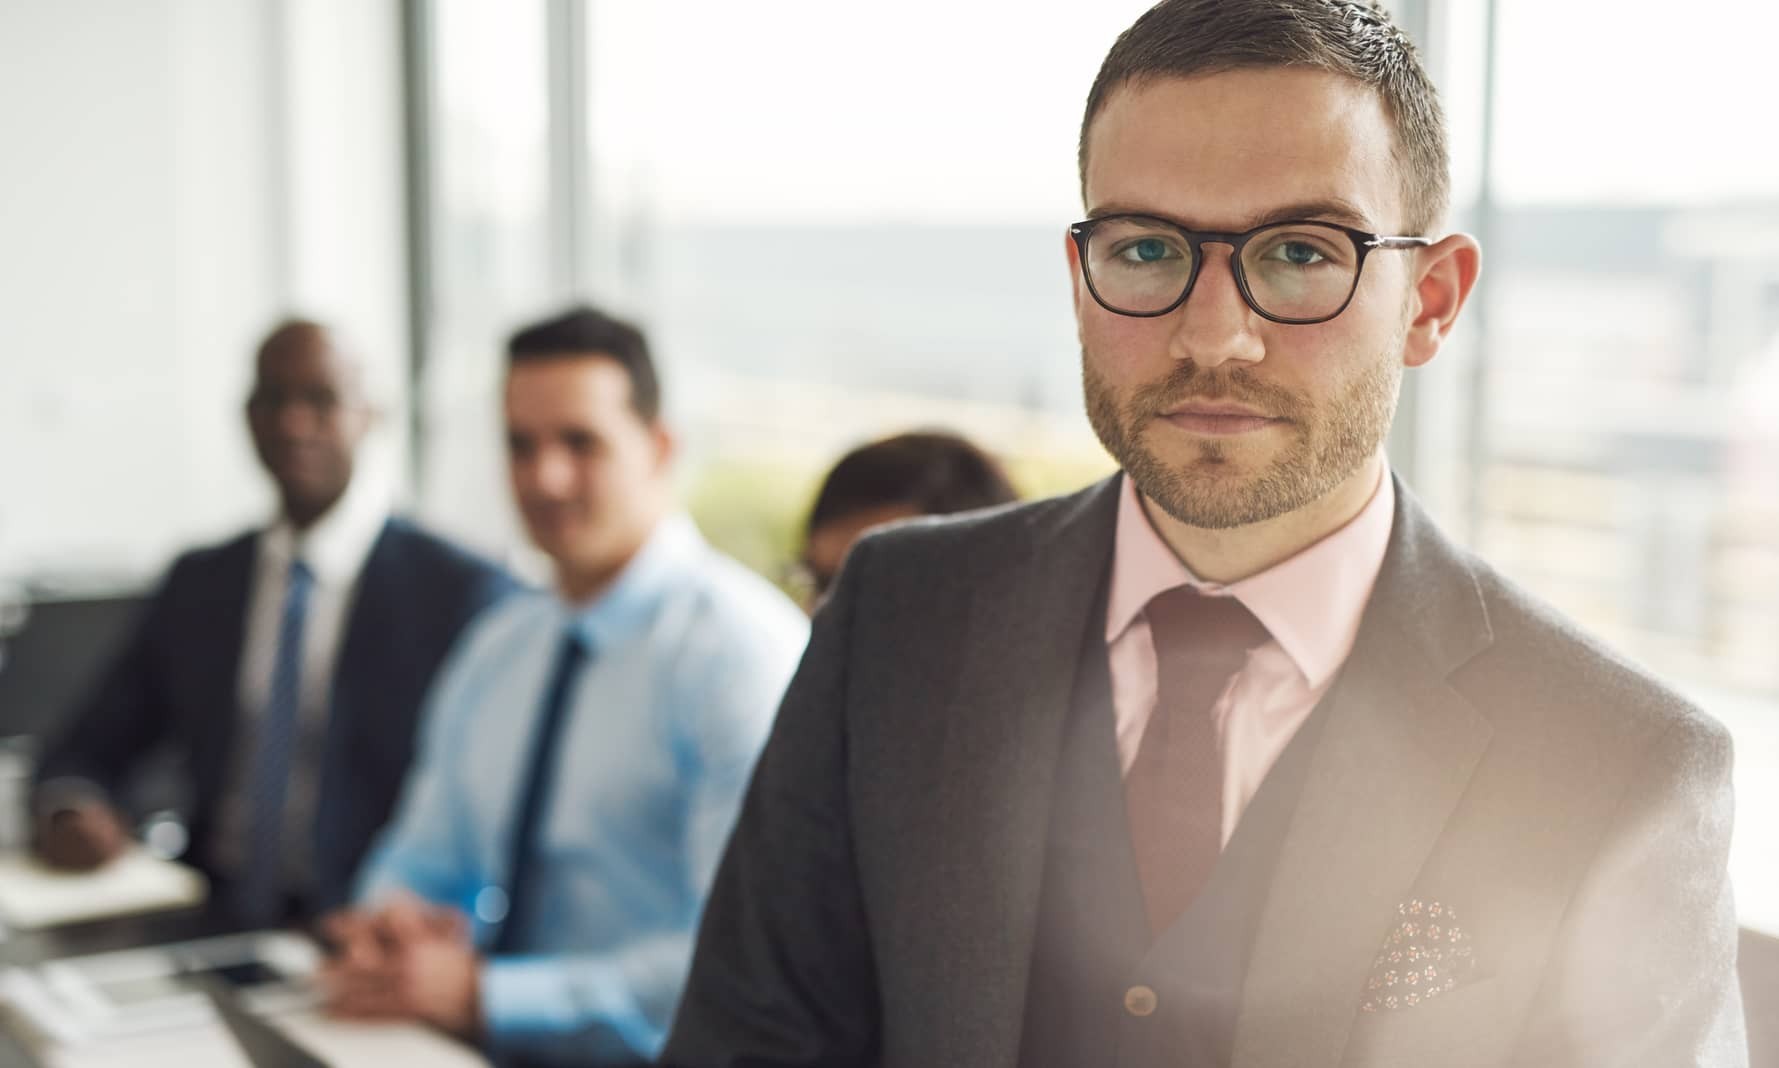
[1124,985,1158,1017]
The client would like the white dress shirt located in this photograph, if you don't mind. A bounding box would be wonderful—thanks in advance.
[210,474,388,891]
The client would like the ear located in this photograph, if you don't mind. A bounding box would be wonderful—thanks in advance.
[1064,228,1092,330]
[351,400,385,440]
[650,421,677,471]
[1402,233,1481,369]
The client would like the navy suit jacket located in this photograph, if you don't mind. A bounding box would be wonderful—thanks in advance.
[35,517,515,913]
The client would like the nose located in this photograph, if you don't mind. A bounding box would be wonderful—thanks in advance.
[530,446,577,498]
[1168,244,1265,370]
[272,397,320,439]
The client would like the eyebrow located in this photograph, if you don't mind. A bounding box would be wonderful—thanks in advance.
[1086,198,1377,232]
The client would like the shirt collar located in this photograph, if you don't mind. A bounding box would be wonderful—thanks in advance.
[1106,462,1395,690]
[560,513,703,651]
[260,472,389,588]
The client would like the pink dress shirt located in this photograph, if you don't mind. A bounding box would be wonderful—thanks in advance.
[1105,464,1396,847]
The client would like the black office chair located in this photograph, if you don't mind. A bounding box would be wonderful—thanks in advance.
[0,592,147,743]
[0,592,190,835]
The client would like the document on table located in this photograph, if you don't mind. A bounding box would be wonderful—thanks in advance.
[0,850,206,930]
[0,927,489,1068]
[36,1012,490,1068]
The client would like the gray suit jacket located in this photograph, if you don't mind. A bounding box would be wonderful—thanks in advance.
[664,475,1746,1067]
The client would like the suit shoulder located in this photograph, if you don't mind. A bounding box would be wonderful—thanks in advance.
[830,481,1116,627]
[378,518,515,591]
[154,529,259,591]
[168,528,258,570]
[1460,556,1726,756]
[379,516,503,574]
[853,484,1104,570]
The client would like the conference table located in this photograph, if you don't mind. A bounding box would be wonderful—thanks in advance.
[0,905,488,1068]
[1,906,214,1067]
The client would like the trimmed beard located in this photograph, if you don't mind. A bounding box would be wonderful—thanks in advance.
[1083,348,1400,530]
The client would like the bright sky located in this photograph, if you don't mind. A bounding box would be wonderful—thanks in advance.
[1465,0,1779,205]
[435,0,1779,226]
[583,0,1160,223]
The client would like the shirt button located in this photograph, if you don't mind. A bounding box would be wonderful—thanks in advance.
[1124,985,1158,1017]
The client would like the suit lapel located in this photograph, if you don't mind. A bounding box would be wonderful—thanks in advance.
[311,520,395,900]
[922,476,1121,1068]
[196,535,259,784]
[1232,480,1496,1068]
[324,519,397,728]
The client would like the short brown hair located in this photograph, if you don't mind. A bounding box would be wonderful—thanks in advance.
[506,305,661,421]
[1079,0,1449,233]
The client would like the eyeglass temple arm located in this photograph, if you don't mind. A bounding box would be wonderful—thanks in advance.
[1365,235,1434,249]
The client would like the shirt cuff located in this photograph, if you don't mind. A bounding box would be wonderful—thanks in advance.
[479,954,649,1058]
[482,955,585,1042]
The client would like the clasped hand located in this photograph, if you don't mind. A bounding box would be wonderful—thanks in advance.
[317,891,484,1041]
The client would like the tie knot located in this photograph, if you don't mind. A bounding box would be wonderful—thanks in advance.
[558,624,594,663]
[1144,585,1270,658]
[287,558,314,589]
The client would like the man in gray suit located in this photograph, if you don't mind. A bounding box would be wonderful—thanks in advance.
[664,1,1747,1065]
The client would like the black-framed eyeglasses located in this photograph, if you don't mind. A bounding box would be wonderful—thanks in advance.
[1069,214,1431,324]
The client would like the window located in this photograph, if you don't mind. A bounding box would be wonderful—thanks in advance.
[1435,0,1779,929]
[415,0,555,561]
[412,0,1778,926]
[570,1,1160,568]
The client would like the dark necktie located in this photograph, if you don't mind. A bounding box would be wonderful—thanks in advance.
[1124,586,1270,936]
[237,558,313,925]
[492,628,590,955]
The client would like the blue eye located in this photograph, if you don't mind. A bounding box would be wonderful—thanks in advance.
[1263,240,1329,267]
[1115,236,1179,264]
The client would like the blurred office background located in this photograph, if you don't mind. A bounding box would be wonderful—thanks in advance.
[0,0,1774,940]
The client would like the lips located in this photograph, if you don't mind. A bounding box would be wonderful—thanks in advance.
[1164,402,1270,419]
[268,443,326,473]
[1156,403,1284,437]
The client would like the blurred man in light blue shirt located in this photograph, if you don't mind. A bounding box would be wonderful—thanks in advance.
[321,306,807,1067]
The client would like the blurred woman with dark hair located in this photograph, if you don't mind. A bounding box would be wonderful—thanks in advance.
[795,430,1019,610]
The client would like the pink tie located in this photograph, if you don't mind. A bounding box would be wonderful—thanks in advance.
[1125,586,1270,935]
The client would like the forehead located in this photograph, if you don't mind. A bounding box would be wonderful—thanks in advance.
[505,355,639,424]
[1083,68,1401,230]
[257,330,354,388]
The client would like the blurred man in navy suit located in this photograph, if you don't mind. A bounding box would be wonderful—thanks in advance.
[32,319,514,924]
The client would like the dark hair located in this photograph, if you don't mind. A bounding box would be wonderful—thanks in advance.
[1080,0,1448,233]
[506,305,661,420]
[807,431,1020,535]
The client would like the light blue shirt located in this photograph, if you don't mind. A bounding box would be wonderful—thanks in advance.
[355,515,808,1065]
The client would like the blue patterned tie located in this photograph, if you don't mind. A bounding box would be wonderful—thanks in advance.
[491,627,590,954]
[236,558,313,925]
